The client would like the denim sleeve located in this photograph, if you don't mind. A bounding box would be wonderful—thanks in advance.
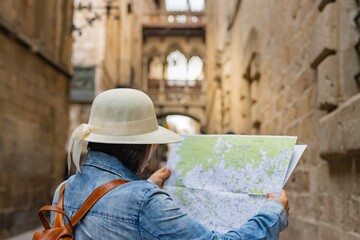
[215,200,288,240]
[139,186,214,239]
[139,186,288,240]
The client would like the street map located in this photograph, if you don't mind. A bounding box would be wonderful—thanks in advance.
[163,135,306,233]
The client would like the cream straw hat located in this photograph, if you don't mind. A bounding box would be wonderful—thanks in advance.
[68,88,182,172]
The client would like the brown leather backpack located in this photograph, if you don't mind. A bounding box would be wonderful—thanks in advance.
[33,179,128,240]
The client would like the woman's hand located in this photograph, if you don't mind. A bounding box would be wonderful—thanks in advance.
[267,190,290,215]
[149,167,171,188]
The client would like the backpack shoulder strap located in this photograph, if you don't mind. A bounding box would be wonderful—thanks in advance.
[54,182,67,227]
[38,205,72,230]
[70,179,129,226]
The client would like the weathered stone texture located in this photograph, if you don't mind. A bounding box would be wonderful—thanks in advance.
[317,55,339,111]
[337,0,359,102]
[0,37,70,238]
[0,0,72,238]
[319,94,360,159]
[206,0,360,239]
[309,2,338,69]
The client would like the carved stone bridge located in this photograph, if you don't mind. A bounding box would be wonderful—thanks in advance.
[145,79,207,129]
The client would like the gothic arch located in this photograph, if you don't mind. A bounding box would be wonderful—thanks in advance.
[164,43,187,59]
[148,56,163,80]
[188,48,205,62]
[157,112,202,125]
[143,49,165,90]
[144,48,164,63]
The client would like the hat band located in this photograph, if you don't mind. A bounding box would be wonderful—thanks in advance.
[89,116,159,136]
[68,116,159,174]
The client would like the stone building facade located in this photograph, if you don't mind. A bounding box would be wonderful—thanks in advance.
[69,0,206,175]
[68,0,360,238]
[142,8,207,127]
[206,0,360,239]
[70,0,207,122]
[1,0,356,238]
[0,1,73,238]
[69,0,144,168]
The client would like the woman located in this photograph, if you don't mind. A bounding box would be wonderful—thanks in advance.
[53,88,289,239]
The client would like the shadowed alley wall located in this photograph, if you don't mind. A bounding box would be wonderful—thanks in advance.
[206,0,360,239]
[0,1,73,237]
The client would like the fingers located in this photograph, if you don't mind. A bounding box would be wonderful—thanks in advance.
[267,193,275,199]
[158,168,171,188]
[285,205,290,216]
[158,167,171,178]
[149,167,172,188]
[267,190,290,216]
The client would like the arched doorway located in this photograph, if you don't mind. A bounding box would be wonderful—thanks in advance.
[140,114,201,179]
[165,114,201,134]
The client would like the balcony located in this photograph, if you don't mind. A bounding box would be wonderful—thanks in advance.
[147,79,206,108]
[142,11,206,40]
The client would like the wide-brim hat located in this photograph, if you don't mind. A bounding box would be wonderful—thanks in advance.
[68,88,182,172]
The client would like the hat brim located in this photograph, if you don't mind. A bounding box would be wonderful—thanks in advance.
[83,126,183,144]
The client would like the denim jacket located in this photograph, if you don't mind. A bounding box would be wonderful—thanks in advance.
[52,151,288,239]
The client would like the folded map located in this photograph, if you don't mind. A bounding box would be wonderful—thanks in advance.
[163,135,306,233]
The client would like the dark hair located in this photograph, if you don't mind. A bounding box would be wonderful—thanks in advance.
[87,142,152,173]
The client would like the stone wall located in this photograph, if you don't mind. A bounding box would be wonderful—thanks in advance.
[0,0,73,237]
[206,0,360,239]
[68,0,145,159]
[70,0,106,150]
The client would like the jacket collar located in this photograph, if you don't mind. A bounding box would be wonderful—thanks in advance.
[81,151,140,181]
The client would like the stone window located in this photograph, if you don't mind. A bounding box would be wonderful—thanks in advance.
[71,66,96,102]
[148,55,163,89]
[165,0,205,12]
[148,56,163,80]
[187,56,204,82]
[166,50,188,85]
[188,0,205,12]
[187,56,204,88]
[165,50,204,87]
